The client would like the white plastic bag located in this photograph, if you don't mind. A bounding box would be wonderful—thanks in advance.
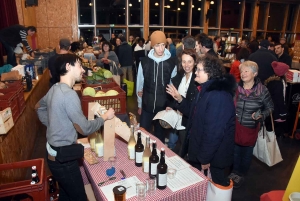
[253,113,283,167]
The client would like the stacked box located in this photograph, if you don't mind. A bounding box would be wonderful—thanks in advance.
[286,70,300,82]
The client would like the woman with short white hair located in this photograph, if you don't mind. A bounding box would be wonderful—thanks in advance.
[229,61,274,188]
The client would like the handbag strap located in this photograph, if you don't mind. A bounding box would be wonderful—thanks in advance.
[111,61,119,76]
[269,110,275,132]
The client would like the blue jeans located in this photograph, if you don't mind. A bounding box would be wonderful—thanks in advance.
[140,109,166,143]
[0,36,17,66]
[168,130,178,149]
[47,155,87,201]
[233,144,254,176]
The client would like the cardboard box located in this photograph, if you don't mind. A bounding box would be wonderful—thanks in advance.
[0,107,14,134]
[286,70,300,82]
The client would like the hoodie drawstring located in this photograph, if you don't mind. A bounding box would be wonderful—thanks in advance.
[162,62,164,86]
[153,62,156,82]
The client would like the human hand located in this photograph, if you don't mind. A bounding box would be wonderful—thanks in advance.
[201,163,210,170]
[138,90,143,97]
[251,112,262,120]
[166,107,173,111]
[138,108,142,115]
[166,84,182,103]
[103,108,115,120]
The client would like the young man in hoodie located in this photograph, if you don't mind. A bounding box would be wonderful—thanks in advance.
[136,31,177,143]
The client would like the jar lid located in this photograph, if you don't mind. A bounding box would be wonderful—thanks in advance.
[113,185,126,195]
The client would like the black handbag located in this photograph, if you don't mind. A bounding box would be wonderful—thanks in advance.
[53,144,84,163]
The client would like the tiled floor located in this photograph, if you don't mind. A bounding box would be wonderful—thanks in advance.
[30,94,300,201]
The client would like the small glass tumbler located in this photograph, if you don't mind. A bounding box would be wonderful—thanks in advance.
[167,168,177,179]
[146,178,156,196]
[136,182,146,201]
[108,156,116,168]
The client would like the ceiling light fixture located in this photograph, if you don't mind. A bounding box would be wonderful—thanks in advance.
[178,8,181,10]
[155,2,159,6]
[210,1,214,4]
[198,8,201,11]
[129,3,132,7]
[89,3,93,6]
[181,2,185,5]
[192,5,194,8]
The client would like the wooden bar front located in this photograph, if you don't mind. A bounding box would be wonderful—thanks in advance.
[0,70,50,184]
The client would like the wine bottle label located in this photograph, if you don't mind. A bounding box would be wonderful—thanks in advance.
[136,152,143,163]
[158,173,167,186]
[143,161,149,172]
[150,162,158,175]
[128,147,135,159]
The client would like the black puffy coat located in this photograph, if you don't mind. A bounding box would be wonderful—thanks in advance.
[236,78,274,129]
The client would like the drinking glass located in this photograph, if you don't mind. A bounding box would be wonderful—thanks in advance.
[146,178,156,196]
[136,182,146,201]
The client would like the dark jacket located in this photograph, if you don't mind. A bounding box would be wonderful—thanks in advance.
[264,76,287,120]
[249,48,277,83]
[206,49,218,58]
[236,78,274,129]
[278,52,292,68]
[170,72,197,127]
[118,42,133,67]
[0,24,33,53]
[177,74,236,168]
[249,40,259,53]
[141,56,175,113]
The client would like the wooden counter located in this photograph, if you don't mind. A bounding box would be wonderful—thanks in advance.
[0,70,50,184]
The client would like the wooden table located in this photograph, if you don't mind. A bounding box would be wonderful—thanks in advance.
[81,129,208,201]
[0,70,50,184]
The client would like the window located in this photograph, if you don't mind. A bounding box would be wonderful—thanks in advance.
[129,28,143,39]
[79,0,94,25]
[243,2,253,29]
[221,0,241,29]
[192,0,203,27]
[164,28,188,40]
[164,0,189,26]
[267,3,285,31]
[191,29,203,37]
[79,28,95,46]
[208,0,218,28]
[96,0,126,25]
[150,0,162,25]
[286,4,296,31]
[257,2,267,30]
[129,0,143,25]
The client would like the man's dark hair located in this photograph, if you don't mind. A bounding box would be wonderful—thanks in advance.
[274,43,283,48]
[26,26,36,32]
[197,54,225,80]
[237,48,250,61]
[118,34,126,42]
[138,38,145,43]
[195,33,208,44]
[59,38,71,50]
[55,54,81,76]
[200,36,213,49]
[70,42,80,53]
[182,35,195,49]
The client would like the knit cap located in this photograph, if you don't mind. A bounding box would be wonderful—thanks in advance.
[271,61,289,77]
[150,31,166,47]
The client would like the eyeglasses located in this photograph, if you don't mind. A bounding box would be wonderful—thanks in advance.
[196,68,205,72]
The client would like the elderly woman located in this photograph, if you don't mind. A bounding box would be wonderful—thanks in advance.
[167,55,236,186]
[166,49,198,156]
[96,41,119,70]
[229,61,273,188]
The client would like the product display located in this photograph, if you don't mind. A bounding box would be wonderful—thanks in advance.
[156,148,167,189]
[149,140,159,179]
[135,131,144,167]
[142,135,151,173]
[128,125,136,160]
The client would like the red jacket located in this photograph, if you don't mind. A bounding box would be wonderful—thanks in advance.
[230,60,241,82]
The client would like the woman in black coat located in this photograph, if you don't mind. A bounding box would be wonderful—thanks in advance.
[166,49,198,157]
[167,55,236,186]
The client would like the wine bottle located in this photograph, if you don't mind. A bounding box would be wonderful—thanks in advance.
[157,148,167,190]
[142,135,151,172]
[149,140,159,178]
[89,132,96,152]
[135,131,144,167]
[127,125,136,160]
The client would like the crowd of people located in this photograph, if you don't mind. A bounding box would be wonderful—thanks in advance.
[0,24,296,200]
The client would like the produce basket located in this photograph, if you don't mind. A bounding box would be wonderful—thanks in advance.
[81,86,126,117]
[81,77,119,89]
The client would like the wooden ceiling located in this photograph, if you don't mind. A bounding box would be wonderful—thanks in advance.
[258,0,300,4]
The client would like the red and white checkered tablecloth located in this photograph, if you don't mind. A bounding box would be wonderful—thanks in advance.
[82,128,208,201]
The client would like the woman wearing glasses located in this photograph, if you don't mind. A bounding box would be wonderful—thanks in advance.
[166,55,236,186]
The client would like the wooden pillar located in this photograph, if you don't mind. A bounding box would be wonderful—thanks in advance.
[143,0,149,40]
[239,0,246,38]
[251,1,259,37]
[203,1,210,34]
[263,2,270,38]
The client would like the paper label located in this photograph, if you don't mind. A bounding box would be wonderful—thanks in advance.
[158,173,167,186]
[128,147,135,159]
[150,162,158,175]
[135,152,143,163]
[143,161,149,172]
